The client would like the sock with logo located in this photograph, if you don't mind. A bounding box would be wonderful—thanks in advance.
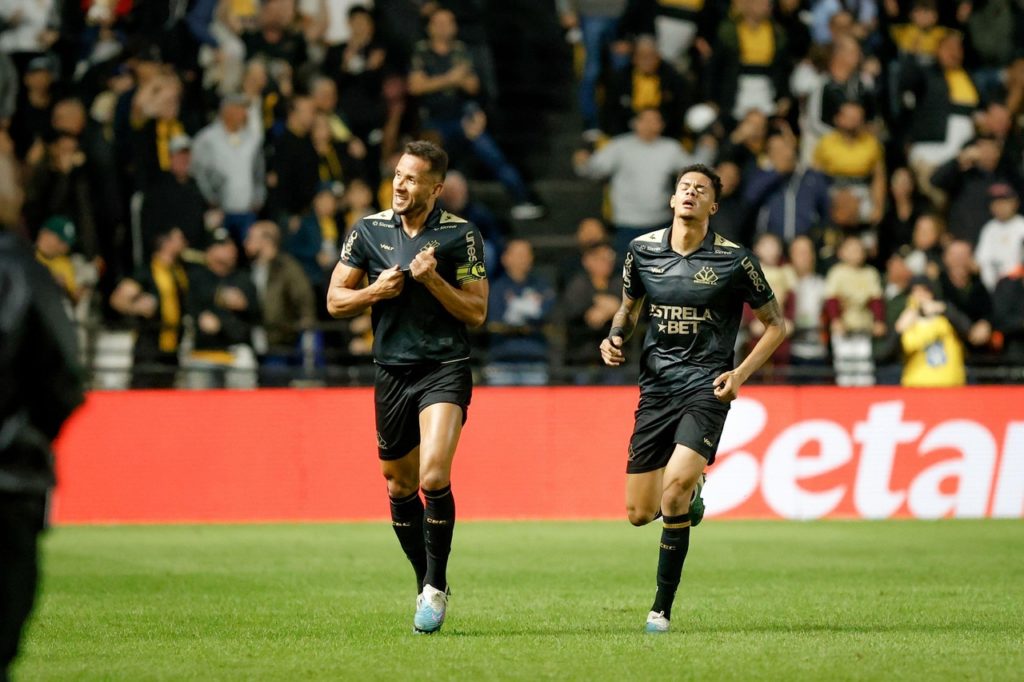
[651,514,691,620]
[389,491,427,591]
[422,484,456,593]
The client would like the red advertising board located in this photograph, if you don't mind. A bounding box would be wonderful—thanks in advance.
[51,387,1023,523]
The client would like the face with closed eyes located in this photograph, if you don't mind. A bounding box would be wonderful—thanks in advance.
[670,171,718,222]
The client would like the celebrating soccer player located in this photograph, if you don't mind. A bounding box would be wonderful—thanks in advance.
[327,141,488,634]
[599,164,786,633]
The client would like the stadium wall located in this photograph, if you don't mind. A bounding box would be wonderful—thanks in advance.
[52,387,1024,524]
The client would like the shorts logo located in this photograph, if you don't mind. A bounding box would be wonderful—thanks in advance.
[703,437,714,447]
[694,266,718,285]
[376,431,388,449]
[627,444,637,461]
[741,257,767,292]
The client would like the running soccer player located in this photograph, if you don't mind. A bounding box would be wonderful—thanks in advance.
[600,163,786,633]
[326,141,488,634]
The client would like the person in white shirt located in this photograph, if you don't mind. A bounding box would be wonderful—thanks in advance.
[975,183,1024,291]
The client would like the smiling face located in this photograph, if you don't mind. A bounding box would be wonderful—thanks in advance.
[670,171,718,223]
[392,153,443,217]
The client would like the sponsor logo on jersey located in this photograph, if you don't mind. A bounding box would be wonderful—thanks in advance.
[465,231,478,262]
[341,230,358,262]
[622,251,634,288]
[456,261,487,282]
[741,256,767,292]
[380,243,394,251]
[649,304,711,335]
[694,266,718,285]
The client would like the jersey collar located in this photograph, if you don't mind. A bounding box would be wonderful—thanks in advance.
[659,225,714,253]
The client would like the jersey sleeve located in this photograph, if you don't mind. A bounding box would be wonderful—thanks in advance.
[734,249,776,309]
[339,222,369,271]
[622,243,646,300]
[454,224,488,285]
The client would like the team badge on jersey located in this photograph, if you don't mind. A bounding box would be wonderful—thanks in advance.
[694,266,719,285]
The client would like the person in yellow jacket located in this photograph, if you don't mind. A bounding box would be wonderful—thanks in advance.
[895,276,966,387]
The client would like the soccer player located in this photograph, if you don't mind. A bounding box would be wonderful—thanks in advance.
[600,164,786,633]
[326,141,487,634]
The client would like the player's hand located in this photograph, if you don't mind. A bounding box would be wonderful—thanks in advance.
[600,335,625,366]
[134,293,159,318]
[409,247,438,283]
[373,265,405,299]
[713,370,743,403]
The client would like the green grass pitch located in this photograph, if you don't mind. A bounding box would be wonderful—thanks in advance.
[15,520,1024,681]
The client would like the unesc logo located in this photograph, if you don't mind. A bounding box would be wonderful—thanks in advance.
[694,266,718,285]
[741,257,766,292]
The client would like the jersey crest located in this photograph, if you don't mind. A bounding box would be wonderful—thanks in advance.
[693,266,719,285]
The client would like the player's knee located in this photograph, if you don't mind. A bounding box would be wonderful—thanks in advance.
[626,505,657,526]
[382,471,418,498]
[419,470,450,492]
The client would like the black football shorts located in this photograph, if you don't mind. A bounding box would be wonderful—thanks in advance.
[626,383,730,474]
[374,361,472,460]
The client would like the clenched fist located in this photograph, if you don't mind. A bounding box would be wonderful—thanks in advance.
[409,247,438,283]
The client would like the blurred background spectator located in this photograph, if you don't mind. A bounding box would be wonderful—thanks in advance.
[1,0,1022,388]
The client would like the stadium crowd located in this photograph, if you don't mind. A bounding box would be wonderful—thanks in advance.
[2,0,1024,388]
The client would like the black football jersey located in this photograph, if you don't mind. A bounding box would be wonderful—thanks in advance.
[622,227,775,392]
[340,206,487,365]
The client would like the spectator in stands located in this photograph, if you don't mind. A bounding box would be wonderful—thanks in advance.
[710,159,751,247]
[812,101,886,226]
[191,93,266,247]
[744,125,831,245]
[188,0,248,97]
[904,212,944,279]
[485,239,555,386]
[602,34,690,139]
[268,95,321,223]
[125,72,189,193]
[557,216,611,291]
[811,0,877,48]
[740,232,795,367]
[0,52,15,130]
[887,0,947,64]
[439,169,505,276]
[895,276,967,387]
[309,76,369,158]
[718,108,769,178]
[574,107,713,255]
[324,6,388,147]
[801,34,880,164]
[824,235,886,385]
[287,183,341,299]
[707,0,792,124]
[300,0,372,59]
[556,0,630,140]
[975,183,1024,291]
[340,176,376,230]
[109,227,189,389]
[992,240,1024,364]
[409,8,543,221]
[34,215,88,307]
[900,32,980,201]
[939,239,993,355]
[9,55,56,160]
[788,235,829,379]
[141,134,214,259]
[184,229,260,389]
[244,0,308,66]
[243,221,316,374]
[310,112,366,190]
[956,0,1023,102]
[877,166,933,265]
[23,130,98,263]
[562,240,622,381]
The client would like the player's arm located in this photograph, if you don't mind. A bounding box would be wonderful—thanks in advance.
[325,261,403,318]
[599,292,644,367]
[409,247,488,327]
[713,297,787,402]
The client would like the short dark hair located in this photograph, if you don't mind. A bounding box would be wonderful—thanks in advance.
[676,163,723,202]
[404,140,449,181]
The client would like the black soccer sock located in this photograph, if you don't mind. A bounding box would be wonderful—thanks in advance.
[422,484,456,593]
[389,491,427,591]
[651,514,691,621]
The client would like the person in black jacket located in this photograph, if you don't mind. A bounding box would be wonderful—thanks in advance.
[0,230,85,682]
